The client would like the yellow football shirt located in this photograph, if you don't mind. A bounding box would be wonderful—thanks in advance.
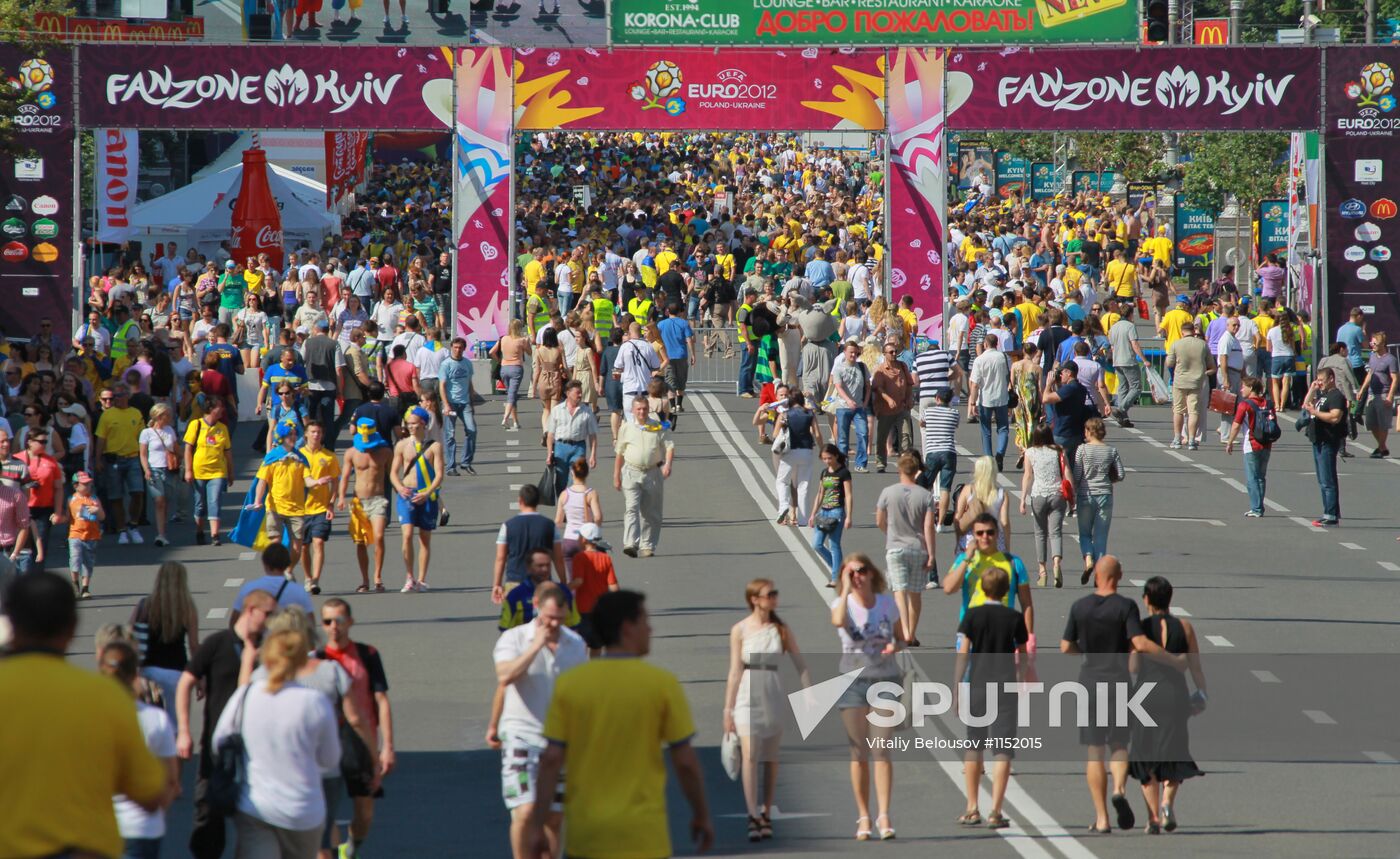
[183,419,231,480]
[544,658,696,859]
[300,446,340,516]
[95,407,143,458]
[1160,307,1193,350]
[257,455,308,516]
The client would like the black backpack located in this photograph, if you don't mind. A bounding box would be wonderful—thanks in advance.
[1249,398,1282,445]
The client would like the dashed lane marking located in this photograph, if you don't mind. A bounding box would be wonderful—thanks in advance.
[1303,710,1337,725]
[1340,542,1365,550]
[223,578,243,588]
[1251,670,1281,683]
[207,608,229,620]
[1363,751,1398,763]
[1206,635,1234,648]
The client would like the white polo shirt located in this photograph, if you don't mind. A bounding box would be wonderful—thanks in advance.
[492,620,588,744]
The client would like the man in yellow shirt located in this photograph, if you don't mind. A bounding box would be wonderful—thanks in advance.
[253,421,312,567]
[523,248,546,298]
[94,384,146,545]
[1158,296,1195,350]
[528,590,712,859]
[299,419,340,594]
[1104,248,1138,301]
[0,573,172,859]
[1015,292,1043,344]
[183,400,233,545]
[653,241,679,276]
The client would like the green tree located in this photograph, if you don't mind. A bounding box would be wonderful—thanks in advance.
[1180,132,1288,278]
[983,132,1057,164]
[1066,133,1167,186]
[0,0,72,156]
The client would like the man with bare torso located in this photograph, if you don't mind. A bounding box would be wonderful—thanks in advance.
[338,416,393,592]
[389,407,445,593]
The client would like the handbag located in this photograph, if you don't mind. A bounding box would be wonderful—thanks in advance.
[536,464,559,507]
[720,731,742,781]
[814,511,841,533]
[1209,387,1237,415]
[770,425,790,455]
[208,686,251,816]
[1059,452,1075,503]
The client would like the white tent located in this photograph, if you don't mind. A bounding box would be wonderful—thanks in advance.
[196,131,328,185]
[99,161,339,259]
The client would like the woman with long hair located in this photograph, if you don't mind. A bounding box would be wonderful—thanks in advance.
[809,443,853,586]
[830,554,902,840]
[489,318,530,431]
[1019,423,1069,588]
[1073,417,1126,583]
[235,293,271,372]
[130,561,200,721]
[1266,309,1299,410]
[723,578,811,842]
[573,322,601,411]
[213,628,341,859]
[954,456,1011,554]
[334,293,369,345]
[533,327,568,436]
[98,640,179,859]
[555,458,604,578]
[1129,576,1207,834]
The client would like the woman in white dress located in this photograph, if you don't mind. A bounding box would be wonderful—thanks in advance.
[723,578,810,842]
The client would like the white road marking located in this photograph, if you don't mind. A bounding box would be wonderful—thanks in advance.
[208,0,241,23]
[1220,477,1247,493]
[506,452,520,459]
[1363,751,1398,763]
[1205,635,1234,648]
[206,608,229,620]
[506,440,520,446]
[1378,561,1400,572]
[508,502,519,510]
[510,484,523,490]
[1129,579,1145,587]
[1339,542,1365,551]
[1136,516,1225,527]
[1251,670,1281,683]
[1173,607,1192,617]
[223,578,243,588]
[1165,450,1191,462]
[693,394,1089,859]
[1263,498,1290,512]
[1289,516,1326,532]
[1192,463,1223,475]
[507,465,522,473]
[239,552,256,561]
[1303,710,1337,725]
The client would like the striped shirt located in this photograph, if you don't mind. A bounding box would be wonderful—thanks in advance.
[921,404,961,454]
[913,349,956,403]
[1072,443,1124,496]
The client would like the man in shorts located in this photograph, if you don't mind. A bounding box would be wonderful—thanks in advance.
[250,421,310,568]
[93,384,145,544]
[919,387,961,535]
[320,598,395,859]
[389,407,444,593]
[876,451,936,647]
[492,582,587,858]
[656,302,695,415]
[339,417,393,592]
[298,420,339,595]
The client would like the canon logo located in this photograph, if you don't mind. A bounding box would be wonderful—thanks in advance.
[101,128,134,229]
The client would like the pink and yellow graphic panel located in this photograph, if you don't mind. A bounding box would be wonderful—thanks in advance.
[454,47,514,346]
[888,48,952,342]
[513,47,885,132]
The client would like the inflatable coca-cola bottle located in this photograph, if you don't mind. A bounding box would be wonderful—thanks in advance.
[229,147,284,270]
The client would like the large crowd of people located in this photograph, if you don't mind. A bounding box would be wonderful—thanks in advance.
[5,135,1400,859]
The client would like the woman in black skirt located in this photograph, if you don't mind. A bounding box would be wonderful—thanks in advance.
[1129,576,1207,834]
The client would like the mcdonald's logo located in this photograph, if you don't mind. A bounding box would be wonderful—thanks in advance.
[1194,18,1230,44]
[1371,198,1397,219]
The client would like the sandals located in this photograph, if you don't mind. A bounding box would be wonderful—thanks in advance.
[876,815,896,840]
[1161,804,1177,832]
[986,814,1010,830]
[758,812,773,840]
[354,584,370,594]
[958,811,983,826]
[373,582,386,593]
[855,816,872,841]
[747,816,762,843]
[1086,824,1112,834]
[1037,569,1047,587]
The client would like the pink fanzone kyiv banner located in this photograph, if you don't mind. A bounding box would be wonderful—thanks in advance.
[513,47,886,132]
[455,48,513,346]
[79,45,455,130]
[888,48,948,343]
[945,46,1321,131]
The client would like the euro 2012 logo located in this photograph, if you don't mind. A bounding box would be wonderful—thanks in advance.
[630,60,686,117]
[1345,62,1397,113]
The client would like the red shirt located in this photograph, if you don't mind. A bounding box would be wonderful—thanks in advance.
[375,266,399,291]
[323,641,388,733]
[321,275,343,310]
[17,452,61,509]
[570,549,619,614]
[1232,395,1272,452]
[385,358,417,397]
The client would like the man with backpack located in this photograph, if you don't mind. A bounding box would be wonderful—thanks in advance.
[1224,377,1280,517]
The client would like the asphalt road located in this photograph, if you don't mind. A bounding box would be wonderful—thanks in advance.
[62,367,1400,858]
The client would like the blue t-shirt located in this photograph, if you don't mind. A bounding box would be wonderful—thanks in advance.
[1050,380,1091,440]
[437,355,474,405]
[1056,335,1083,366]
[234,574,314,614]
[1065,302,1087,324]
[1337,321,1366,368]
[657,316,693,360]
[951,550,1029,621]
[1029,253,1050,287]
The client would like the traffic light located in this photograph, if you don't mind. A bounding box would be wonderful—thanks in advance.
[1146,0,1169,42]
